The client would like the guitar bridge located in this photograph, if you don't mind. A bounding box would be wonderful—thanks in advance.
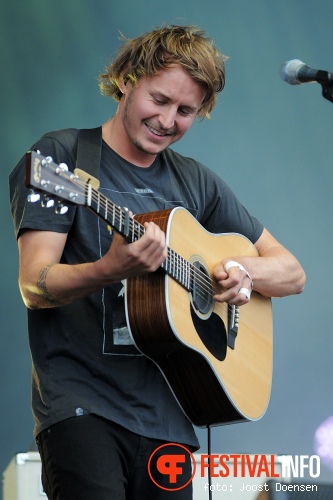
[227,305,239,349]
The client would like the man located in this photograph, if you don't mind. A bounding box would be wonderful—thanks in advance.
[9,25,305,499]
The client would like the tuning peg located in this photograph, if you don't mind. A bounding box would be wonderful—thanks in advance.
[27,190,41,203]
[41,156,53,165]
[55,201,68,215]
[41,195,55,208]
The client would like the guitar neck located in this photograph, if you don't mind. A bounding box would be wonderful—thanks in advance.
[82,183,193,291]
[87,183,142,242]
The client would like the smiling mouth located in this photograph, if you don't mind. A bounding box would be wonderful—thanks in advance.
[146,123,170,137]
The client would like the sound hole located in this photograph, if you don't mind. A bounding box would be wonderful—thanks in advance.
[190,259,227,361]
[192,260,212,315]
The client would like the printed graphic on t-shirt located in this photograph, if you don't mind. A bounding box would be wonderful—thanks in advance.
[111,281,134,346]
[102,280,141,356]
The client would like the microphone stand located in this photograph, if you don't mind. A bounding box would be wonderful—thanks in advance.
[321,83,333,103]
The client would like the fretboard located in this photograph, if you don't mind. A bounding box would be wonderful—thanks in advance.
[87,184,192,291]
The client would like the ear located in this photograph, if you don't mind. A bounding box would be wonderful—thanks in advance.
[119,75,128,95]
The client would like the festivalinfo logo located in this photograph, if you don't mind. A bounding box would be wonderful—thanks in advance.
[199,453,320,479]
[148,444,321,493]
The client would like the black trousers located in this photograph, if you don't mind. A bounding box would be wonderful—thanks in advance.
[37,414,194,500]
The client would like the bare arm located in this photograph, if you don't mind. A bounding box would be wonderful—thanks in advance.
[18,222,167,309]
[213,228,306,305]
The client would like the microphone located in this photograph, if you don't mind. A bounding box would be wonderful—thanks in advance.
[280,59,333,86]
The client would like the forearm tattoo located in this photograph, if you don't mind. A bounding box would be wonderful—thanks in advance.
[37,263,62,306]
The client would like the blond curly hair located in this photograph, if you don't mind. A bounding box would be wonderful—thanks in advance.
[99,25,227,118]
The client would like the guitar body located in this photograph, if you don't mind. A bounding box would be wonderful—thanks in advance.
[126,207,273,427]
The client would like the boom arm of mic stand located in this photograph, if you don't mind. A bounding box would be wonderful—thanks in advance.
[321,83,333,103]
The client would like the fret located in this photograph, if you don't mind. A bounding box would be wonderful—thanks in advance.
[173,252,177,281]
[86,184,92,206]
[136,222,144,241]
[130,220,135,242]
[166,249,171,274]
[118,208,122,233]
[112,204,116,227]
[186,260,191,290]
[180,255,184,286]
[176,254,180,282]
[163,250,169,274]
[161,259,168,274]
[180,256,184,286]
[182,258,188,287]
[122,207,130,237]
[175,254,178,279]
[169,249,174,277]
[174,253,178,280]
[104,198,108,220]
[96,191,100,214]
[128,219,133,242]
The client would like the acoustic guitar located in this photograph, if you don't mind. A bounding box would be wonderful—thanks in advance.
[25,151,273,427]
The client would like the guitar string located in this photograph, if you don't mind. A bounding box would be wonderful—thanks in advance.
[62,175,220,302]
[83,180,222,304]
[88,184,217,300]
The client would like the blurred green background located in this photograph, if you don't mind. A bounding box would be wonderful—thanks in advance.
[1,0,333,494]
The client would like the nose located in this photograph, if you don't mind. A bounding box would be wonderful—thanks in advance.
[159,106,177,131]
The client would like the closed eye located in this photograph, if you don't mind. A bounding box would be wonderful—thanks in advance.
[178,107,196,117]
[151,93,197,117]
[152,96,167,105]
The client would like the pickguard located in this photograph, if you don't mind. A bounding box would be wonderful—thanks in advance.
[190,304,227,361]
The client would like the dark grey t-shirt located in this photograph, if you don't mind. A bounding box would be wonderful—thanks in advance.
[9,128,263,447]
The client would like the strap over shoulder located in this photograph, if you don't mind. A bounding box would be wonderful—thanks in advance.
[76,127,102,179]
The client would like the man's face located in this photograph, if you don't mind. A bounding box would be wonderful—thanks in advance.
[118,64,206,160]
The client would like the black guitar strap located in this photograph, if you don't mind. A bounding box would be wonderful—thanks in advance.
[76,126,103,178]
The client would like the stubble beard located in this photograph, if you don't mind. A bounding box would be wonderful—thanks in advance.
[122,92,174,157]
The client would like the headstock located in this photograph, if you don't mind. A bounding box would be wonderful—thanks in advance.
[25,151,134,239]
[25,151,89,213]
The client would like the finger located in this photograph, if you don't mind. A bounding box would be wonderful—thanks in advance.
[222,268,253,293]
[214,263,228,281]
[129,222,167,269]
[238,287,251,301]
[142,222,166,253]
[214,285,251,305]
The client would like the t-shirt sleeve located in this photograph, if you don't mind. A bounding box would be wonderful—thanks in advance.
[168,150,264,245]
[201,173,264,244]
